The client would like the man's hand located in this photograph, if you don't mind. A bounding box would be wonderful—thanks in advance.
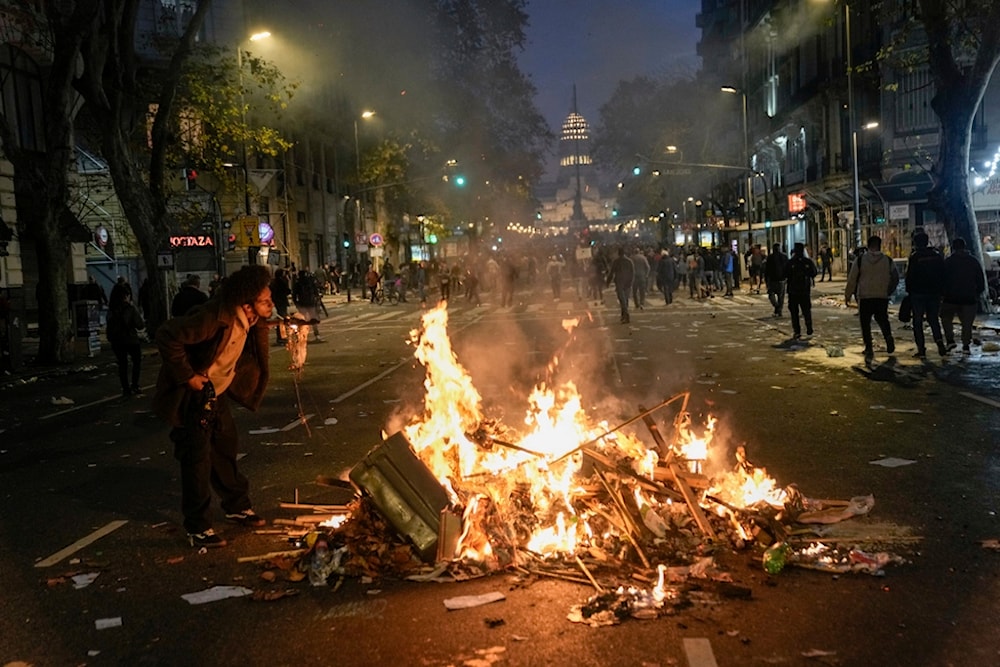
[187,374,209,391]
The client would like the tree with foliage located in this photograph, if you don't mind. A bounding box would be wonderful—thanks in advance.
[0,1,105,363]
[72,0,294,335]
[916,0,1000,263]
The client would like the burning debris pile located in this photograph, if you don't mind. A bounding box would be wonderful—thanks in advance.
[282,304,908,622]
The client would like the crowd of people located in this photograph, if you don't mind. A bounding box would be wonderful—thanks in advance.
[70,229,991,551]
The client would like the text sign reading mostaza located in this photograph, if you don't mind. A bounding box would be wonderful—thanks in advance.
[169,235,215,247]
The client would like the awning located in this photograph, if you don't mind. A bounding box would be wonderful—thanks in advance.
[870,172,933,203]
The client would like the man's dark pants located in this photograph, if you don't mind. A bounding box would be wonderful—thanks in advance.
[859,298,893,352]
[788,293,812,336]
[171,393,251,534]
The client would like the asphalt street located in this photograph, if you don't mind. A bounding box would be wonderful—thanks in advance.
[2,277,1000,666]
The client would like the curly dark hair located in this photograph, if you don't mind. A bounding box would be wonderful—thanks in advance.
[217,265,272,310]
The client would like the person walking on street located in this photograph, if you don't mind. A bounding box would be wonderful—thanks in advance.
[845,235,900,362]
[720,246,736,297]
[416,261,428,307]
[608,246,635,323]
[764,243,788,317]
[748,244,764,293]
[940,237,986,355]
[656,249,676,305]
[819,245,834,282]
[499,255,518,308]
[107,287,146,397]
[687,248,704,299]
[365,264,380,304]
[905,231,948,357]
[270,268,291,345]
[152,265,274,548]
[171,274,208,317]
[784,242,816,339]
[546,255,565,300]
[292,269,323,342]
[631,248,649,309]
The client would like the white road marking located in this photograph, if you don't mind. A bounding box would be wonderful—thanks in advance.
[960,391,1000,409]
[683,637,719,667]
[35,520,129,568]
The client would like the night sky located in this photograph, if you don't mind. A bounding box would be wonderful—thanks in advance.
[518,0,702,175]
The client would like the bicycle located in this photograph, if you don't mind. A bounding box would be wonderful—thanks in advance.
[374,281,399,305]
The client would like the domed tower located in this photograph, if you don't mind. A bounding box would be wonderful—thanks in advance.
[554,86,605,233]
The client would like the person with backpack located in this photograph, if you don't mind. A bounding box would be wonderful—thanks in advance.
[784,242,817,339]
[845,235,900,362]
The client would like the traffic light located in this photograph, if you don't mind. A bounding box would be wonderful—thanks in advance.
[227,233,237,251]
[184,168,198,191]
[632,165,641,176]
[342,232,351,249]
[453,174,466,187]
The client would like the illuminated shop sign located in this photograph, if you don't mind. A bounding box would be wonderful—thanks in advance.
[169,235,215,247]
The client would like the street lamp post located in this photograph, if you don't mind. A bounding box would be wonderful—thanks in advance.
[236,31,270,264]
[721,86,753,250]
[353,109,376,271]
[844,2,863,250]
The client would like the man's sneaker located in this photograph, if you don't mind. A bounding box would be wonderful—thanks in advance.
[863,348,874,362]
[886,337,896,354]
[962,345,971,355]
[188,528,227,548]
[936,340,948,356]
[225,509,266,527]
[913,349,926,359]
[946,341,958,351]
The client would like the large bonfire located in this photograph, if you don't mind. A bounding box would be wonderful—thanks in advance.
[299,303,899,621]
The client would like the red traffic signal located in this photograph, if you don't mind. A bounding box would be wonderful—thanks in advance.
[184,168,198,190]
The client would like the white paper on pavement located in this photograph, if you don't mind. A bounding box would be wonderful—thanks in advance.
[869,457,917,468]
[181,585,253,605]
[443,591,506,610]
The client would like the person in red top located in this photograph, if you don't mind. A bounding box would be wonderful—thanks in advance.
[365,264,380,303]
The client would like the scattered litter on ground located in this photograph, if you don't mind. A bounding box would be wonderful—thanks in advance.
[94,617,122,630]
[444,592,506,610]
[50,396,74,405]
[71,572,100,589]
[181,585,253,605]
[869,458,916,468]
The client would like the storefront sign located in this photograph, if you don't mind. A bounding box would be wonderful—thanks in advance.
[169,235,215,247]
[788,193,806,213]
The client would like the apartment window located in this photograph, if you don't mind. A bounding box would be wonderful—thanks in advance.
[895,65,936,132]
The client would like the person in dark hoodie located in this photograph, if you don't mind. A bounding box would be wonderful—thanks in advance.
[845,235,900,362]
[940,237,986,355]
[784,242,817,339]
[904,231,947,357]
[171,274,208,317]
[153,265,273,549]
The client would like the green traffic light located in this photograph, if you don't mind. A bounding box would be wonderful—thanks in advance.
[632,166,641,176]
[454,175,466,187]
